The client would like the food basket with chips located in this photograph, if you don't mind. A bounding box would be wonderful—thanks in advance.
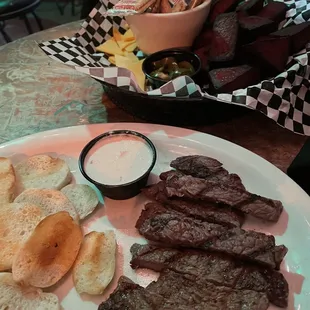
[40,0,310,134]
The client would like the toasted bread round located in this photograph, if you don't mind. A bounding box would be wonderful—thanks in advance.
[0,157,16,204]
[12,211,83,288]
[61,184,99,220]
[14,188,79,222]
[73,231,116,295]
[0,272,59,310]
[14,155,72,191]
[0,203,43,271]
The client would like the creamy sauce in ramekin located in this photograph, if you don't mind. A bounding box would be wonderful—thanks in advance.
[84,134,154,185]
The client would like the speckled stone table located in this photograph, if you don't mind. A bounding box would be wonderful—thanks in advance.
[0,21,106,143]
[0,21,307,172]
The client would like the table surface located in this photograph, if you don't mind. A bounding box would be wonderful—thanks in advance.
[0,21,307,172]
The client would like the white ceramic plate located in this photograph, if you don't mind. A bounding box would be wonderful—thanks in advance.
[0,123,309,310]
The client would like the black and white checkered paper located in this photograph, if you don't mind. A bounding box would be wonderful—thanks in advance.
[40,0,310,135]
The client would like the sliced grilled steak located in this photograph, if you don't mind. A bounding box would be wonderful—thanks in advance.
[146,269,269,310]
[161,169,232,182]
[142,181,169,203]
[160,169,184,180]
[136,203,287,269]
[165,173,283,222]
[130,244,288,308]
[165,199,244,228]
[142,183,244,228]
[169,155,245,189]
[170,155,245,187]
[131,243,180,271]
[160,169,245,190]
[98,276,154,310]
[170,155,227,178]
[99,270,269,310]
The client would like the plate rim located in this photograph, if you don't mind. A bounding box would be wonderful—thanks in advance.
[0,123,294,174]
[0,122,308,204]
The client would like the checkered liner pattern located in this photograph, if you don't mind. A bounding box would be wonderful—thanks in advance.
[40,0,310,135]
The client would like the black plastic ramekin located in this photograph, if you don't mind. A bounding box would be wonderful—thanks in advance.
[79,130,157,200]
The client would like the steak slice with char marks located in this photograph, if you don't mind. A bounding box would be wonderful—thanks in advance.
[145,269,269,310]
[170,155,227,178]
[165,173,283,222]
[130,243,288,308]
[136,203,287,269]
[142,182,244,228]
[98,276,154,310]
[160,169,245,190]
[165,198,244,228]
[142,181,168,203]
[98,271,269,310]
[130,243,180,271]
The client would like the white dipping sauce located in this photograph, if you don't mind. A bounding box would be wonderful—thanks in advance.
[84,134,154,185]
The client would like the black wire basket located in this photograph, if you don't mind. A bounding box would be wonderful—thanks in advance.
[100,81,251,126]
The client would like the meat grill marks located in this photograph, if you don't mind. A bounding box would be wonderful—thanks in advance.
[130,243,289,308]
[146,269,269,310]
[98,276,154,310]
[142,182,245,228]
[142,180,169,203]
[160,169,245,190]
[169,155,244,190]
[136,203,287,269]
[130,243,180,272]
[165,155,283,221]
[170,155,227,178]
[165,173,283,222]
[142,181,168,203]
[165,198,244,228]
[144,168,282,223]
[99,270,269,310]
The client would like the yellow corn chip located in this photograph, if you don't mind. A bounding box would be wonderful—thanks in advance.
[108,56,116,65]
[115,55,145,90]
[123,29,135,40]
[125,42,137,52]
[124,52,139,62]
[96,39,124,56]
[118,40,136,51]
[113,27,123,42]
[124,37,135,42]
[115,54,133,67]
